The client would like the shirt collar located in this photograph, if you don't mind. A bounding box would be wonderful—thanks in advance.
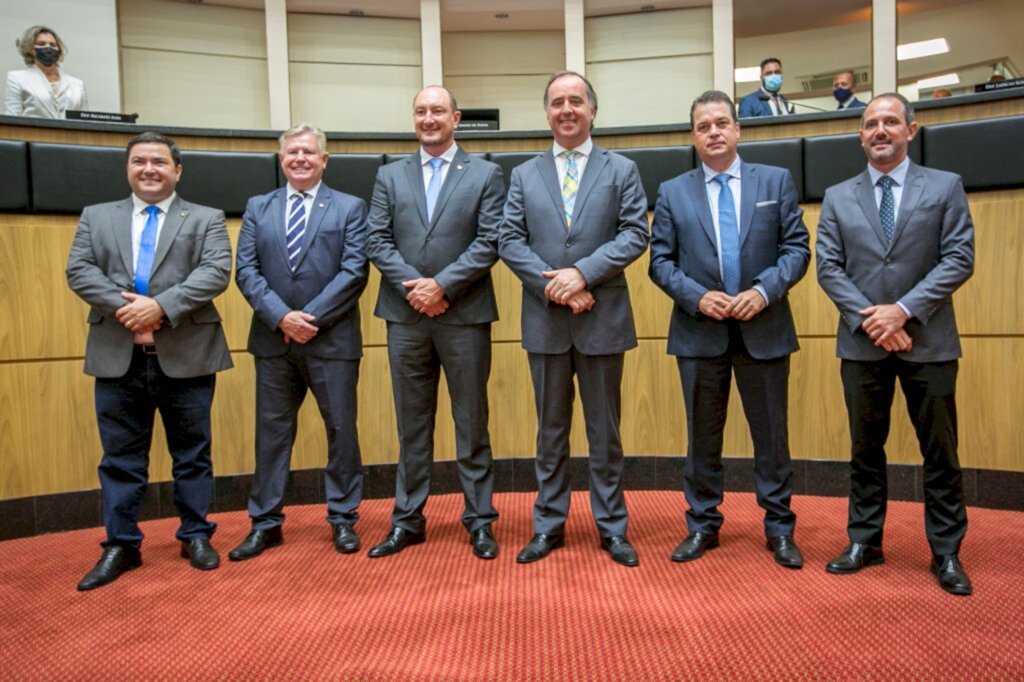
[420,143,459,167]
[286,181,321,199]
[702,155,742,184]
[867,155,911,187]
[553,137,593,159]
[132,192,176,216]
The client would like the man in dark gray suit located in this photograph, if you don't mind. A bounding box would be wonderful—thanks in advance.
[817,93,975,595]
[67,132,233,590]
[649,91,810,568]
[366,86,504,560]
[499,71,649,567]
[230,123,369,560]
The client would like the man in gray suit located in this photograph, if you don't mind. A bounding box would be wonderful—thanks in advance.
[366,86,504,559]
[231,123,369,560]
[499,71,649,567]
[816,93,975,595]
[649,91,810,568]
[67,132,233,590]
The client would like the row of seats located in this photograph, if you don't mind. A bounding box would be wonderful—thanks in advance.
[1,115,1021,215]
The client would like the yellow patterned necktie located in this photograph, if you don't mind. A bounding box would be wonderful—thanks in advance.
[561,150,579,228]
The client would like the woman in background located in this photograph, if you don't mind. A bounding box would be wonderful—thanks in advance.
[5,25,88,118]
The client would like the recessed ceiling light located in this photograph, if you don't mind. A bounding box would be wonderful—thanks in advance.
[495,13,509,19]
[897,38,949,61]
[349,9,364,16]
[916,73,959,89]
[734,66,761,83]
[641,5,656,10]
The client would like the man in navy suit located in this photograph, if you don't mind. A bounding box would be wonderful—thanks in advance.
[833,71,867,110]
[738,58,792,118]
[230,123,369,560]
[649,91,810,567]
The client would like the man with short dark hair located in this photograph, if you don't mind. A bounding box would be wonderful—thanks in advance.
[67,131,233,590]
[499,71,649,567]
[365,85,505,560]
[231,123,369,561]
[817,93,975,595]
[833,71,866,110]
[650,90,810,567]
[738,58,792,117]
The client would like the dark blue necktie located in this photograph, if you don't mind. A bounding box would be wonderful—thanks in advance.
[878,175,896,243]
[425,156,444,222]
[134,205,159,295]
[714,173,741,295]
[287,192,307,270]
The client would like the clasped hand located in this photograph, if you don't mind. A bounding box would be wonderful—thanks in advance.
[698,289,767,322]
[115,292,164,333]
[403,277,449,317]
[860,303,912,352]
[279,310,319,344]
[543,268,593,315]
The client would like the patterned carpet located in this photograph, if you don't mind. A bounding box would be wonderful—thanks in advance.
[1,490,1021,680]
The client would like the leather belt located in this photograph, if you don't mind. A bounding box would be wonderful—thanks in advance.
[135,344,158,355]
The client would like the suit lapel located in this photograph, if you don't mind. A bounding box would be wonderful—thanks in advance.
[428,147,471,231]
[113,198,134,278]
[269,188,290,264]
[27,67,60,119]
[853,171,887,247]
[686,170,718,249]
[891,162,925,252]
[149,196,185,277]
[738,162,757,249]
[537,150,564,223]
[292,185,331,270]
[403,155,430,227]
[569,146,607,233]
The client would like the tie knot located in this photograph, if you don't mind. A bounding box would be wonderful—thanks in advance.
[714,173,731,187]
[564,150,579,161]
[877,175,896,190]
[145,205,159,217]
[291,192,306,203]
[428,157,444,171]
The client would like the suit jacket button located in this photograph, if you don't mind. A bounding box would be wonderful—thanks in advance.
[565,241,572,248]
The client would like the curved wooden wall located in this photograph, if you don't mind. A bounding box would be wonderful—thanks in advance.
[2,102,1023,500]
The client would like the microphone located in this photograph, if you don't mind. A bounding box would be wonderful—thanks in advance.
[788,100,830,113]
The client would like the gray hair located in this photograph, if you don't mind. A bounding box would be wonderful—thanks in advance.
[861,92,916,126]
[279,123,327,154]
[16,25,67,66]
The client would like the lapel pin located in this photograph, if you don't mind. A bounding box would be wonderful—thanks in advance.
[318,203,325,208]
[180,211,187,217]
[457,164,464,170]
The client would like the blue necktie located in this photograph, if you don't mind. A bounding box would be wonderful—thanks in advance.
[878,175,896,243]
[134,205,159,295]
[425,156,444,222]
[287,192,307,270]
[714,173,741,295]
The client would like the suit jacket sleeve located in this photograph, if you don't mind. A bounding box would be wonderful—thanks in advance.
[572,159,650,287]
[751,170,809,303]
[236,196,292,330]
[738,94,756,118]
[65,205,130,315]
[366,167,424,299]
[648,182,708,315]
[153,208,232,326]
[302,197,370,327]
[498,165,555,299]
[4,71,22,115]
[815,188,875,333]
[433,163,504,299]
[897,176,974,323]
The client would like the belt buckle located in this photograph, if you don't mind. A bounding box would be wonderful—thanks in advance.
[140,344,157,355]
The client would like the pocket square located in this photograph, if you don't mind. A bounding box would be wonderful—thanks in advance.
[755,200,778,207]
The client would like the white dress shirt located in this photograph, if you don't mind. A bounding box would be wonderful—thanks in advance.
[552,137,594,191]
[130,193,176,270]
[285,181,321,226]
[420,143,459,192]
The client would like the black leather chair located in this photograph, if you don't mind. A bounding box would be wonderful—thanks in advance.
[922,116,1024,190]
[179,150,278,216]
[737,139,804,202]
[0,141,30,211]
[803,132,922,201]
[614,146,696,210]
[486,151,541,195]
[307,153,383,206]
[30,143,126,213]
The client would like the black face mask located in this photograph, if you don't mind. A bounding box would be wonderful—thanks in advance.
[34,47,60,67]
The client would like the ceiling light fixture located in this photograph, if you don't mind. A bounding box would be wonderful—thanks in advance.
[897,38,949,61]
[734,66,761,83]
[916,73,960,89]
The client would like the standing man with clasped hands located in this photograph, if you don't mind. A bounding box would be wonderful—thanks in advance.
[817,94,975,595]
[231,124,369,561]
[67,132,233,590]
[366,86,505,560]
[649,91,809,568]
[499,71,649,567]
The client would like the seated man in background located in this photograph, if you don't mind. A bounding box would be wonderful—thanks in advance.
[66,132,233,590]
[738,58,792,118]
[833,71,867,110]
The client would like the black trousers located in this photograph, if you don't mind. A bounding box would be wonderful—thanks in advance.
[840,357,967,556]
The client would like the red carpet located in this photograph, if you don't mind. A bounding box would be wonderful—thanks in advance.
[1,491,1021,680]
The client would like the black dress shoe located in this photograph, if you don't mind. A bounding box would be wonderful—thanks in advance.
[931,554,973,596]
[516,533,564,564]
[671,531,719,562]
[367,527,425,558]
[180,538,220,570]
[77,546,142,591]
[470,525,499,560]
[600,535,639,567]
[767,535,804,569]
[825,542,884,574]
[332,524,360,554]
[228,527,283,562]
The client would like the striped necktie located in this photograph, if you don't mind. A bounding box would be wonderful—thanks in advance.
[287,192,307,270]
[562,150,579,228]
